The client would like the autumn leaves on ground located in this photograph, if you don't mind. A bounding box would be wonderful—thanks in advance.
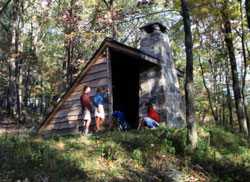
[0,126,250,182]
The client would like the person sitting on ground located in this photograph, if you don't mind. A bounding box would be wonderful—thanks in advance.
[137,102,160,129]
[93,87,106,132]
[80,86,92,135]
[111,111,129,131]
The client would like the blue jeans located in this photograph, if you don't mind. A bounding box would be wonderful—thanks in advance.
[144,117,159,128]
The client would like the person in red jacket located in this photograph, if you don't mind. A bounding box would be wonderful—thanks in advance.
[138,102,160,129]
[80,86,92,135]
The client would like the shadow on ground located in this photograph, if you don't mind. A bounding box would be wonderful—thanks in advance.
[1,126,249,182]
[0,135,88,182]
[195,159,250,182]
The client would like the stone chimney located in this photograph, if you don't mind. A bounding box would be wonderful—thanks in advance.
[139,22,185,128]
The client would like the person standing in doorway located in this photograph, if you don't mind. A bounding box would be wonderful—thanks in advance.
[93,87,106,132]
[80,86,92,135]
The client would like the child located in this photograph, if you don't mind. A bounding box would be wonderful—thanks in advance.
[80,86,92,135]
[93,87,106,132]
[138,102,160,129]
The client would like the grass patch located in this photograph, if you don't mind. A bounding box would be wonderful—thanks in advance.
[191,126,250,181]
[0,125,249,181]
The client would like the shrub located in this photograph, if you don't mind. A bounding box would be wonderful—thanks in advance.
[167,128,187,155]
[131,149,143,164]
[160,138,175,154]
[97,142,120,161]
[191,138,210,162]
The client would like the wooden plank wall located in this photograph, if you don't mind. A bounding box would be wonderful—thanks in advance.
[42,56,111,134]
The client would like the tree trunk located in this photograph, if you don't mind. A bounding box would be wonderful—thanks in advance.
[240,0,250,134]
[13,9,21,123]
[222,96,226,127]
[246,0,250,29]
[218,62,224,125]
[15,58,21,122]
[8,0,22,122]
[181,0,198,149]
[64,0,76,87]
[225,63,234,129]
[196,23,219,124]
[207,56,220,123]
[23,65,31,107]
[198,57,218,123]
[111,7,117,39]
[7,62,14,115]
[66,42,72,86]
[222,2,248,135]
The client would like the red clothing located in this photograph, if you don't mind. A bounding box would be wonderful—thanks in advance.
[148,107,160,123]
[80,93,92,110]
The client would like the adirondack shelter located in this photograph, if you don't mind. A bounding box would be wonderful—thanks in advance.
[38,22,185,136]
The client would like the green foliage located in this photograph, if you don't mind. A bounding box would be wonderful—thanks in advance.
[167,128,187,155]
[160,138,176,154]
[131,149,143,164]
[0,0,249,134]
[0,135,86,181]
[191,138,210,162]
[191,126,250,163]
[189,126,250,181]
[96,142,121,161]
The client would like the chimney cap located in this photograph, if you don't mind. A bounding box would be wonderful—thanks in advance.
[140,22,167,33]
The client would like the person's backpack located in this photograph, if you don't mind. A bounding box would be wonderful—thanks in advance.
[118,119,129,131]
[112,111,129,131]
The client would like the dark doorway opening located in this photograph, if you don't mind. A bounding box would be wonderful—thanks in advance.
[110,50,140,129]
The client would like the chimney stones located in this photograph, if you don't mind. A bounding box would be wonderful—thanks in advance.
[139,22,185,128]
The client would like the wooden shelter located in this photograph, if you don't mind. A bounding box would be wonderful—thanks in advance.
[38,38,160,135]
